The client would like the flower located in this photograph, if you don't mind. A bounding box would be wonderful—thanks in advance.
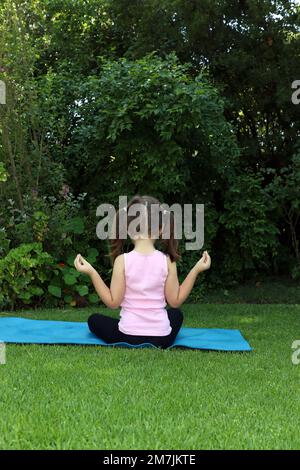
[59,184,70,199]
[31,187,38,199]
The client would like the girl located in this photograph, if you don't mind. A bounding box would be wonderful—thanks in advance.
[74,195,211,349]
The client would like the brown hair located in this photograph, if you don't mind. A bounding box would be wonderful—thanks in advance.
[109,194,181,264]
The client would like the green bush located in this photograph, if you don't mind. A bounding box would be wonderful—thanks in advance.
[266,152,300,279]
[219,171,279,282]
[47,248,100,307]
[66,52,239,200]
[1,190,88,257]
[0,242,53,310]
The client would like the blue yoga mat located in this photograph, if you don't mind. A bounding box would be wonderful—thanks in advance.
[0,317,252,351]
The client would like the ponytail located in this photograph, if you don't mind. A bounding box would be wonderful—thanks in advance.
[159,210,181,262]
[108,207,125,264]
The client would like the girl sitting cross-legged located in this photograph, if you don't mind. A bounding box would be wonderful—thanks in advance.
[74,194,211,349]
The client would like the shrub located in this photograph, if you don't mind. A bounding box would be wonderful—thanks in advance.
[0,242,53,310]
[47,248,100,307]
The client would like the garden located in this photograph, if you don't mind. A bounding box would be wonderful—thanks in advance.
[0,0,300,451]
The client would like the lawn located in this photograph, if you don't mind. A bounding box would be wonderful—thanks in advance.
[0,304,300,450]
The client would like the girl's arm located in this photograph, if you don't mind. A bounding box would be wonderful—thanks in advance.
[165,251,211,308]
[74,254,125,309]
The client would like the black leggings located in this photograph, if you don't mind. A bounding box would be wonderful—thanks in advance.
[87,308,183,350]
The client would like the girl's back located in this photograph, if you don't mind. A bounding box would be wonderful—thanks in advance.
[118,248,172,336]
[74,194,211,347]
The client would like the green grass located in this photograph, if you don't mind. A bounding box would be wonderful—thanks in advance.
[0,304,300,450]
[203,275,300,304]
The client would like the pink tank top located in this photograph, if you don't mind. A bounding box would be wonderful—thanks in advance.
[118,249,172,336]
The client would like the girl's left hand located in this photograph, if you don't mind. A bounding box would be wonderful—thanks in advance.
[195,250,211,273]
[74,254,95,276]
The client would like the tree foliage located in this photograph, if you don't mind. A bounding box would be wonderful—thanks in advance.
[0,0,300,308]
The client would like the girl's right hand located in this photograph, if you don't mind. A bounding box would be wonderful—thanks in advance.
[195,251,211,274]
[74,254,95,276]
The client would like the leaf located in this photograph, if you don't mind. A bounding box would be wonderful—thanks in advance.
[86,247,99,263]
[64,274,77,285]
[20,291,32,300]
[65,266,80,277]
[31,287,44,296]
[88,293,99,304]
[76,285,89,296]
[67,253,76,266]
[65,217,85,234]
[48,285,62,298]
